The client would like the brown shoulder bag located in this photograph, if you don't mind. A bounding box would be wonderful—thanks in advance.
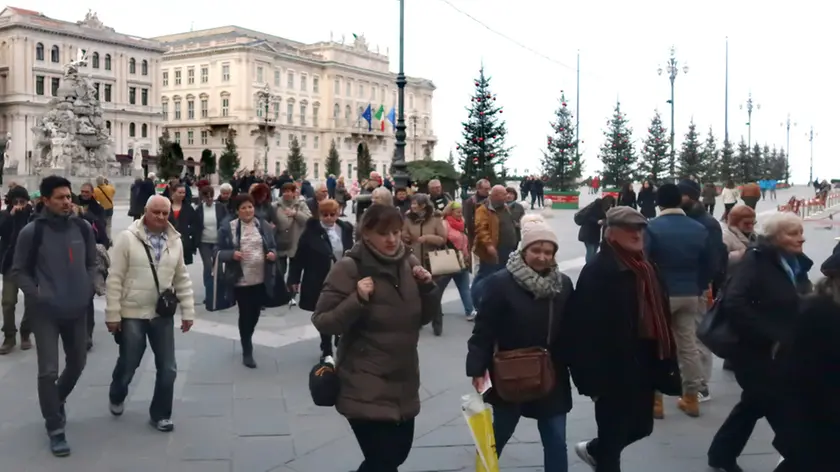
[491,298,556,403]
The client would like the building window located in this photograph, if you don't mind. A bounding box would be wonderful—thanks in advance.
[273,102,280,120]
[277,134,282,147]
[287,72,294,89]
[94,82,100,99]
[256,66,264,83]
[200,130,208,145]
[162,71,168,87]
[174,132,181,144]
[92,52,99,68]
[313,76,319,93]
[344,105,351,124]
[35,76,45,95]
[221,97,230,116]
[162,102,168,121]
[105,121,111,134]
[222,64,230,81]
[358,84,364,98]
[347,163,353,177]
[299,104,306,126]
[200,99,208,118]
[51,78,60,96]
[301,74,307,91]
[129,123,136,137]
[141,88,148,106]
[129,87,136,105]
[301,135,307,148]
[314,136,320,149]
[175,69,182,85]
[274,70,280,87]
[256,99,263,118]
[141,123,148,138]
[50,45,59,63]
[104,84,112,102]
[313,105,320,128]
[333,103,340,121]
[187,68,195,85]
[141,60,148,75]
[287,102,294,125]
[174,100,182,120]
[334,78,340,94]
[104,54,111,70]
[409,94,414,109]
[200,66,208,84]
[187,100,195,119]
[314,162,319,179]
[35,43,44,61]
[370,85,376,101]
[129,58,136,74]
[187,130,194,145]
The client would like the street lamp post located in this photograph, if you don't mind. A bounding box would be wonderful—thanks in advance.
[740,93,760,150]
[807,126,817,184]
[780,114,796,183]
[392,0,409,189]
[658,45,689,182]
[255,84,274,174]
[410,115,418,160]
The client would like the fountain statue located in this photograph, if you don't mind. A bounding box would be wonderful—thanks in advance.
[31,48,113,176]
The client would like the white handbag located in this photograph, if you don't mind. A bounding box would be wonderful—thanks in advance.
[428,248,465,276]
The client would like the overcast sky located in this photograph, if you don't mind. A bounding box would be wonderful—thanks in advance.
[27,0,839,183]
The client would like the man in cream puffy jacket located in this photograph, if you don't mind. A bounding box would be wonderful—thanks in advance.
[104,195,195,433]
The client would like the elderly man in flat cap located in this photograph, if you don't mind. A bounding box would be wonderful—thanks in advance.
[567,206,680,472]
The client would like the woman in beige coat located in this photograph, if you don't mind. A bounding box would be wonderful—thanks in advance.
[312,204,437,472]
[402,193,447,335]
[722,204,758,267]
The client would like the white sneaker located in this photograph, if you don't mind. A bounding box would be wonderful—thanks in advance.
[698,389,712,403]
[109,402,124,416]
[466,311,477,322]
[574,441,596,471]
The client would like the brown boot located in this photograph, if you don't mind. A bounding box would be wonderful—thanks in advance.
[653,392,664,419]
[0,336,15,355]
[20,335,32,351]
[677,394,700,417]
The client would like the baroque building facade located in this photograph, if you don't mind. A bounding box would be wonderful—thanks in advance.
[153,26,436,180]
[0,7,165,175]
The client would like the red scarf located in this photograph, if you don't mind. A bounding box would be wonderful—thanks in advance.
[609,241,673,359]
[444,215,464,233]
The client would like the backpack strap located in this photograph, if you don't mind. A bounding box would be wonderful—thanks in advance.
[28,218,93,275]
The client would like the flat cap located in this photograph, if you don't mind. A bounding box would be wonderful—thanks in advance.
[606,206,648,227]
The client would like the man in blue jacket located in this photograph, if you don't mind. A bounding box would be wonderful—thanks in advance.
[645,183,711,419]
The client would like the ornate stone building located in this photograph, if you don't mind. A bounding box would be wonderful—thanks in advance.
[153,27,436,180]
[0,7,165,175]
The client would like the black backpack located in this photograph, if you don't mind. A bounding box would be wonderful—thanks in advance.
[27,217,92,275]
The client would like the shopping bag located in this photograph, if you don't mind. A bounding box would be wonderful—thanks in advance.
[461,392,500,472]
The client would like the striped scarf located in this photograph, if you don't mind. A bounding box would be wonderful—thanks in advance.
[609,241,673,360]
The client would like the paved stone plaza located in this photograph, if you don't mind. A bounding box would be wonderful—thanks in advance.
[0,186,836,472]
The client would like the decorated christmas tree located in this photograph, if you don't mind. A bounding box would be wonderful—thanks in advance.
[541,91,581,191]
[286,135,307,179]
[456,67,510,186]
[638,110,669,183]
[218,128,239,181]
[701,127,720,182]
[598,101,637,187]
[678,120,703,179]
[325,139,341,177]
[356,142,373,182]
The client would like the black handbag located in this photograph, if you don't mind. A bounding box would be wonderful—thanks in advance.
[697,278,739,359]
[142,244,179,318]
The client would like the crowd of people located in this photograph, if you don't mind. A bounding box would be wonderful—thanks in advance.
[0,171,837,472]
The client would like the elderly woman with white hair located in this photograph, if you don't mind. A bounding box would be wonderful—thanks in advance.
[707,212,813,472]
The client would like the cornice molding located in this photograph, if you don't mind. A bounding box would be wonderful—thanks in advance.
[0,22,166,54]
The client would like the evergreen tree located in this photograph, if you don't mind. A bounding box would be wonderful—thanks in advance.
[719,139,735,183]
[286,135,307,178]
[541,92,581,191]
[156,130,181,180]
[598,101,637,187]
[200,148,216,176]
[356,142,373,182]
[456,67,510,186]
[678,120,703,179]
[325,139,341,177]
[218,128,240,181]
[422,146,432,161]
[701,127,720,182]
[778,148,790,182]
[733,138,750,183]
[446,149,455,166]
[638,110,669,183]
[761,144,774,179]
[750,144,763,182]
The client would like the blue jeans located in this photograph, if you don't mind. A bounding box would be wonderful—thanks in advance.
[435,270,474,315]
[470,250,512,309]
[493,406,568,472]
[109,317,177,421]
[584,243,599,264]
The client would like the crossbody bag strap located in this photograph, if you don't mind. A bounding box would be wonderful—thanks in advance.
[141,243,162,296]
[545,297,555,346]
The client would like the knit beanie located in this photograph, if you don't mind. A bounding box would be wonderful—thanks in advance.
[678,179,702,201]
[657,183,682,209]
[520,214,558,251]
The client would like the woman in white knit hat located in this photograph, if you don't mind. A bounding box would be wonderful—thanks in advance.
[466,214,574,472]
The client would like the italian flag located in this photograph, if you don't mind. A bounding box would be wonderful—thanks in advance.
[374,105,385,131]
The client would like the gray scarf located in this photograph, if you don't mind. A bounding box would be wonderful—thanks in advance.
[505,250,564,299]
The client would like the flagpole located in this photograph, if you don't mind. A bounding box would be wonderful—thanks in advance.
[575,50,580,166]
[392,0,409,189]
[724,37,729,143]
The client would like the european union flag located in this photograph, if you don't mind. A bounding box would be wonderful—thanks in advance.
[361,104,372,131]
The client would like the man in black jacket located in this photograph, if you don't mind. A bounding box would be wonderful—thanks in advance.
[0,185,33,354]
